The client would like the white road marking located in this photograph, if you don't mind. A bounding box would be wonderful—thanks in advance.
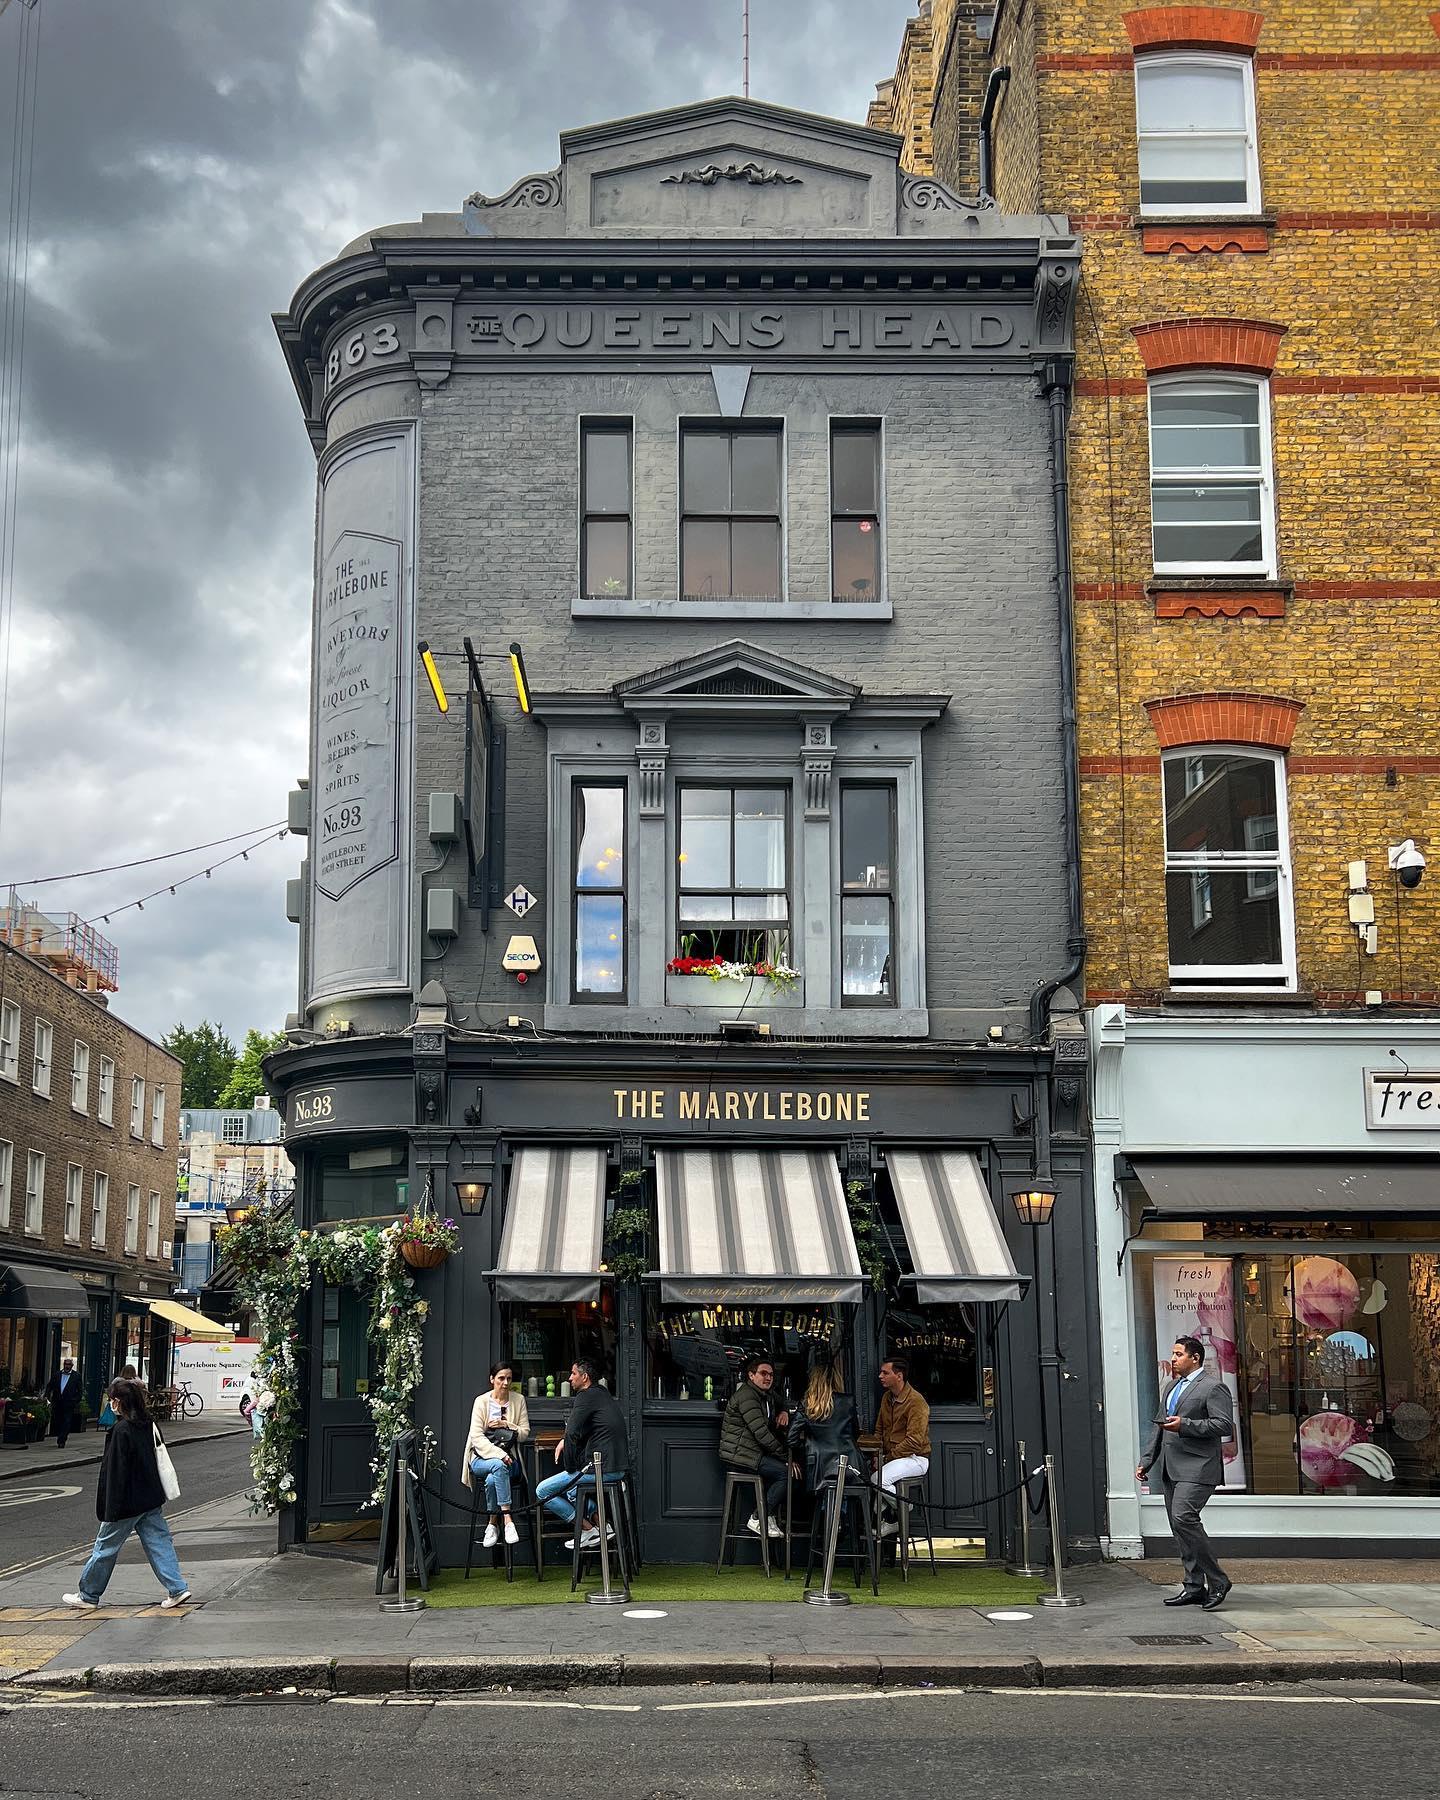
[330,1695,642,1712]
[0,1484,82,1508]
[974,1687,1440,1707]
[657,1689,914,1712]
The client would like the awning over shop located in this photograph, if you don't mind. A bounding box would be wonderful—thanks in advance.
[1129,1156,1440,1219]
[0,1262,90,1320]
[885,1151,1027,1303]
[489,1146,609,1302]
[655,1149,863,1305]
[146,1298,234,1340]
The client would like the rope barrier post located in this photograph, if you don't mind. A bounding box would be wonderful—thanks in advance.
[1005,1438,1046,1578]
[380,1448,425,1614]
[803,1454,853,1607]
[1038,1452,1084,1608]
[584,1451,630,1606]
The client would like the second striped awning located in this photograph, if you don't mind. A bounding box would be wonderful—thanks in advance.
[655,1149,864,1305]
[488,1146,609,1302]
[885,1150,1026,1303]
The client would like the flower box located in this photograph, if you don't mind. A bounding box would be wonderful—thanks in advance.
[665,973,804,1008]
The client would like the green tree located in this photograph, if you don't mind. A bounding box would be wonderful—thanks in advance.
[216,1028,287,1110]
[162,1020,237,1110]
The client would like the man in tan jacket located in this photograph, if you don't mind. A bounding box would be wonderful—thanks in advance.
[875,1355,931,1535]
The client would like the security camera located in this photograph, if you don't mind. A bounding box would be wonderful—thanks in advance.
[1388,839,1427,890]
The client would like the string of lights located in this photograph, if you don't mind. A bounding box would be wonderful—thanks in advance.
[1,820,286,889]
[86,827,289,926]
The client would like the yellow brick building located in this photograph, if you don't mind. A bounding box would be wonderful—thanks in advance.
[873,6,1440,1560]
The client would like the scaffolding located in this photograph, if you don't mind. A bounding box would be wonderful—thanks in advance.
[0,889,120,992]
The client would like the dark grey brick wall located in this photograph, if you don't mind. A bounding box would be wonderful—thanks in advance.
[401,363,1067,1038]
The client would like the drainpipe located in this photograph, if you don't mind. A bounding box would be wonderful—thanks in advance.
[1029,357,1087,1041]
[978,65,1011,203]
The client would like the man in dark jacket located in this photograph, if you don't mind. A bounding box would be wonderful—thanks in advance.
[536,1358,631,1547]
[719,1355,791,1539]
[45,1359,81,1448]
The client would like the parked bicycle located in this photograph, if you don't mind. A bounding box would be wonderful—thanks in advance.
[151,1382,203,1422]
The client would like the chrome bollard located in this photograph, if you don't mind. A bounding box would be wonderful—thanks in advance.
[1005,1438,1046,1578]
[584,1450,630,1606]
[1038,1451,1084,1608]
[380,1457,425,1614]
[803,1453,853,1607]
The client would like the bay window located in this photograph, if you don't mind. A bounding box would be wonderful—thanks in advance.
[1163,749,1294,989]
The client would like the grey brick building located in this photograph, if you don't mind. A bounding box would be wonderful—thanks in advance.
[269,99,1098,1564]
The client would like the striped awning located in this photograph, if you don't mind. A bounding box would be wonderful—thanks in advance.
[655,1149,863,1305]
[885,1151,1026,1304]
[488,1146,609,1302]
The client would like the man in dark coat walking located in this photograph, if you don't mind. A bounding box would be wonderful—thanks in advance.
[45,1359,81,1448]
[1138,1335,1235,1611]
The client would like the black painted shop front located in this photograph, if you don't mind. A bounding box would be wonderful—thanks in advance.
[270,1037,1099,1566]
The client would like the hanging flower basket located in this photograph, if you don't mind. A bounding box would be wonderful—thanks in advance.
[400,1239,450,1270]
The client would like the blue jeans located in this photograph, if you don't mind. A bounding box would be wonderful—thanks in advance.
[535,1467,581,1523]
[469,1454,515,1510]
[78,1508,188,1602]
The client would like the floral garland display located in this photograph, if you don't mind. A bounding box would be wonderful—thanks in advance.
[218,1205,458,1513]
[666,954,799,989]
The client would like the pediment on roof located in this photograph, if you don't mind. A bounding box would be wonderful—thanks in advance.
[615,640,860,715]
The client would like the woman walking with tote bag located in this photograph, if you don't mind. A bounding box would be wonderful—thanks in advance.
[62,1377,192,1610]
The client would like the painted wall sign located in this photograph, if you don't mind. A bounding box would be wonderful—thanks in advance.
[1364,1069,1440,1129]
[307,427,416,1005]
[282,1075,414,1140]
[315,531,403,901]
[614,1085,871,1123]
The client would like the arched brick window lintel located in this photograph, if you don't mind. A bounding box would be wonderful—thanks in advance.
[1145,691,1303,751]
[1132,318,1286,375]
[1123,7,1264,54]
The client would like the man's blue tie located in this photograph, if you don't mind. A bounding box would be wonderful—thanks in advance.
[1167,1377,1187,1416]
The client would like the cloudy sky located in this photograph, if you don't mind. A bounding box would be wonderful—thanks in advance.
[0,0,914,1046]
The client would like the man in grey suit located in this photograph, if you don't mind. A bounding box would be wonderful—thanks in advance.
[1137,1335,1234,1611]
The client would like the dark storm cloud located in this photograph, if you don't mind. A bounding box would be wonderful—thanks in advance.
[0,0,913,1041]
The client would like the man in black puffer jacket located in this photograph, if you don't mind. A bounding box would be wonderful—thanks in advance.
[718,1355,792,1540]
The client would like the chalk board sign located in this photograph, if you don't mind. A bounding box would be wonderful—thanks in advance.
[374,1431,438,1594]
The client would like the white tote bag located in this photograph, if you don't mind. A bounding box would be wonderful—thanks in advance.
[153,1425,181,1503]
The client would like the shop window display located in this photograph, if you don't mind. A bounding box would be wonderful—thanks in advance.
[503,1299,616,1399]
[882,1299,982,1407]
[646,1297,841,1404]
[1139,1243,1440,1499]
[315,1154,407,1223]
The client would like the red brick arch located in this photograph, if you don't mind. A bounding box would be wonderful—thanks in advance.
[1132,317,1287,374]
[1145,692,1304,750]
[1123,7,1264,53]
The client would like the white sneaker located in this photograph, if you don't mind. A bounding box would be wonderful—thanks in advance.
[745,1514,762,1535]
[879,1519,900,1539]
[160,1591,193,1609]
[503,1520,519,1546]
[61,1592,97,1611]
[564,1530,602,1550]
[765,1516,784,1540]
[482,1523,499,1549]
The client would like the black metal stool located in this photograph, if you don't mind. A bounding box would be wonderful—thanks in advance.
[568,1471,639,1593]
[464,1461,536,1583]
[803,1474,879,1596]
[715,1470,773,1577]
[888,1472,939,1581]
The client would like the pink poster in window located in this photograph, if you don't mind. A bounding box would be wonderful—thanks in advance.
[1152,1257,1246,1489]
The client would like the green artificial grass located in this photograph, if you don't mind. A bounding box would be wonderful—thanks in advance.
[421,1562,1044,1609]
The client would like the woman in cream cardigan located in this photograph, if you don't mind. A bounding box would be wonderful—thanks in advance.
[461,1360,532,1547]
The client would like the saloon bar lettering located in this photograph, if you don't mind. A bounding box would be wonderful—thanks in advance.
[614,1085,871,1122]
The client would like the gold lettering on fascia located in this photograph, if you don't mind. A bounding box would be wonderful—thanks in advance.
[461,305,1015,354]
[612,1087,871,1122]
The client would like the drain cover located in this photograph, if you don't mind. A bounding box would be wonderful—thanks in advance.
[1130,1634,1209,1646]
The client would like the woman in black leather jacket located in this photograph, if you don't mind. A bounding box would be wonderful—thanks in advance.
[787,1355,865,1493]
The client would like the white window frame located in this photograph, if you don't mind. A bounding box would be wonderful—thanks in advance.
[1135,51,1262,218]
[0,998,18,1082]
[1148,373,1276,578]
[0,1139,11,1228]
[71,1040,90,1113]
[125,1184,140,1255]
[1163,745,1296,992]
[64,1162,83,1243]
[98,1055,115,1126]
[151,1084,166,1147]
[92,1170,109,1248]
[130,1075,145,1136]
[221,1113,248,1145]
[24,1150,45,1235]
[146,1190,161,1259]
[32,1018,52,1097]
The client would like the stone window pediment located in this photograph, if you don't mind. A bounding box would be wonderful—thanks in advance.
[614,639,860,722]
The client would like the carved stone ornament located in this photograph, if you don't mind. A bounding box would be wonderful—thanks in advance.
[662,162,801,187]
[465,167,563,210]
[412,1029,447,1060]
[900,175,994,214]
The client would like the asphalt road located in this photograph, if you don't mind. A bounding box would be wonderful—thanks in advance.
[0,1431,254,1572]
[2,1684,1439,1799]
